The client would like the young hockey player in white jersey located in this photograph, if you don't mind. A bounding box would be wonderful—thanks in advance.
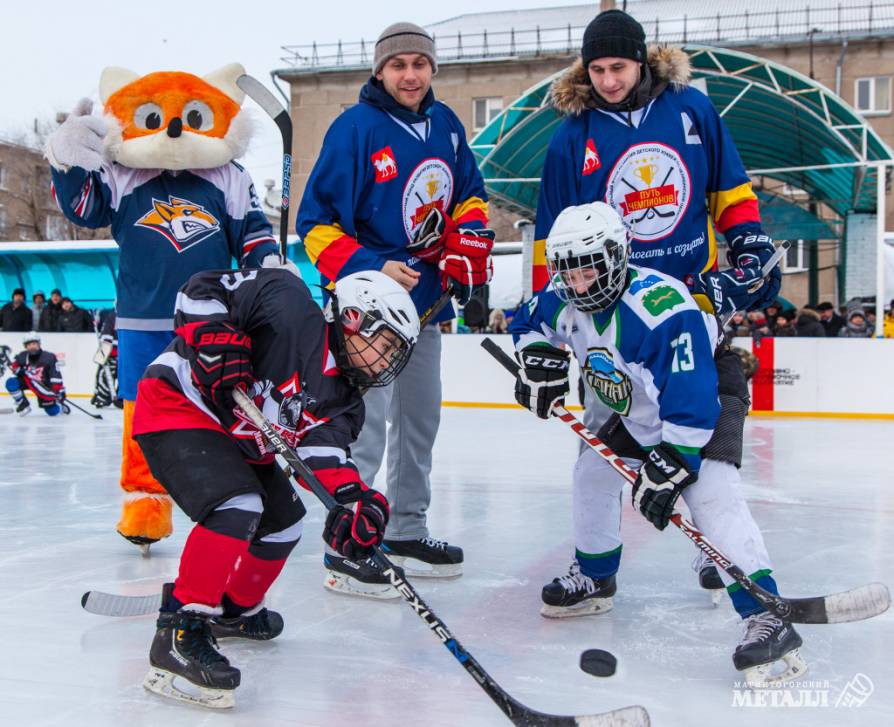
[508,202,805,687]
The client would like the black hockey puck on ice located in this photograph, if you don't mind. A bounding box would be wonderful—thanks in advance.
[580,649,617,677]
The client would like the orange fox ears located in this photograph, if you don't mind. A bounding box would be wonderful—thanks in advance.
[100,64,246,106]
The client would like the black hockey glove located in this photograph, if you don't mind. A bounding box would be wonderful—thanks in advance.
[689,267,767,318]
[183,321,253,411]
[727,232,781,309]
[322,482,390,560]
[514,344,571,419]
[632,443,698,531]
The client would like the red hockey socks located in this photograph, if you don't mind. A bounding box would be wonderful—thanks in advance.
[173,524,250,607]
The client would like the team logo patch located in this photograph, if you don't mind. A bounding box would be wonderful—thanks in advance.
[278,393,304,430]
[605,142,691,242]
[135,196,220,252]
[402,158,454,240]
[371,146,398,183]
[582,138,601,176]
[583,348,632,415]
[642,285,686,316]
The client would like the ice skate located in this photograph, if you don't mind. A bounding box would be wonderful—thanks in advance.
[323,552,399,600]
[693,550,725,606]
[210,601,284,641]
[15,398,30,416]
[733,611,807,688]
[144,606,240,709]
[381,536,463,577]
[541,562,616,618]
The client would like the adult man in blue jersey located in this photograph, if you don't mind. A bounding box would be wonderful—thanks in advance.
[298,22,493,598]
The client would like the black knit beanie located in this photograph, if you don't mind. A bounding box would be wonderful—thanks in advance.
[581,9,647,68]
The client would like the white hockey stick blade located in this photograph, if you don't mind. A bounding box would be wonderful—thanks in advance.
[81,590,160,617]
[236,75,287,119]
[822,582,890,624]
[574,705,650,726]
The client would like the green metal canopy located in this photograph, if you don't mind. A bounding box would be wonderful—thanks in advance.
[470,45,894,227]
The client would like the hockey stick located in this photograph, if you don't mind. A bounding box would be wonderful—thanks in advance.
[481,338,890,625]
[236,74,293,263]
[231,388,648,727]
[63,397,102,420]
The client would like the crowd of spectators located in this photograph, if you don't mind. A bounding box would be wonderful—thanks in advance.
[724,297,889,341]
[0,287,95,333]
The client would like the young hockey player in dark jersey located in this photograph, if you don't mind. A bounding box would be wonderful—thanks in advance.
[4,333,70,416]
[132,267,419,708]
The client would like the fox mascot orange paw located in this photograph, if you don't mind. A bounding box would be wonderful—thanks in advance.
[46,65,280,554]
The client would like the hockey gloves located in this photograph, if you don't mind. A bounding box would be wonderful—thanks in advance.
[407,207,452,263]
[182,321,254,411]
[439,228,495,306]
[45,98,108,173]
[632,443,698,531]
[323,482,390,559]
[727,232,782,308]
[515,344,571,419]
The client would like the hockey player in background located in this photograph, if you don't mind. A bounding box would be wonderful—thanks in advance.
[4,333,70,416]
[46,63,286,553]
[532,8,782,597]
[91,309,121,409]
[510,202,805,688]
[297,22,492,596]
[132,267,419,708]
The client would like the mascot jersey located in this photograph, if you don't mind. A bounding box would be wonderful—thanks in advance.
[45,63,275,551]
[532,48,761,292]
[296,78,488,321]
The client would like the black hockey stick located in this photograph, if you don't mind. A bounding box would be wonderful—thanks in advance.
[63,397,102,420]
[236,74,293,262]
[482,337,890,625]
[231,388,648,727]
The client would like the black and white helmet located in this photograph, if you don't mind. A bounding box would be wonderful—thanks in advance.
[325,271,420,388]
[546,202,630,312]
[23,332,41,347]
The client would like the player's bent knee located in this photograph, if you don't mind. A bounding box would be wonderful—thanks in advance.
[5,378,21,393]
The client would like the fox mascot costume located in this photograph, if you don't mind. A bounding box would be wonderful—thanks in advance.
[46,64,284,553]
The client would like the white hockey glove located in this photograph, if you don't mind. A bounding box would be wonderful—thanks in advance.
[45,98,108,173]
[261,253,302,280]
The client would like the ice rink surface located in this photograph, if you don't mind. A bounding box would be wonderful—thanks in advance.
[0,405,891,726]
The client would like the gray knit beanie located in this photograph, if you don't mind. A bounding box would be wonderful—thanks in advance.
[373,22,437,75]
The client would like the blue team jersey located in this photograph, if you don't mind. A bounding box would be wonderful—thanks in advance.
[51,162,277,330]
[510,265,720,470]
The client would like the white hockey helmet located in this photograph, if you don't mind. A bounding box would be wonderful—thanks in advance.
[546,202,630,312]
[23,332,41,347]
[326,270,420,388]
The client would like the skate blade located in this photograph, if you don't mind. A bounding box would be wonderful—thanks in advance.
[323,571,400,600]
[540,597,613,619]
[710,588,724,607]
[143,667,235,709]
[385,554,462,578]
[139,543,151,558]
[743,649,808,689]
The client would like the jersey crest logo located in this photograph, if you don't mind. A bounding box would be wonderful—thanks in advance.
[629,273,663,296]
[135,196,221,252]
[642,285,686,316]
[582,138,601,176]
[371,146,398,183]
[605,142,691,243]
[402,158,454,240]
[583,348,632,415]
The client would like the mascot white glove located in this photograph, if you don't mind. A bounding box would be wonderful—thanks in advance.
[261,253,302,280]
[45,98,108,173]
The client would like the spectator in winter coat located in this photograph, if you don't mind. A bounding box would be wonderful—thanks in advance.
[724,312,751,340]
[838,299,873,338]
[884,301,894,339]
[773,311,797,337]
[39,289,64,331]
[0,289,32,332]
[816,301,844,337]
[762,300,782,330]
[794,307,826,337]
[58,298,93,332]
[488,308,508,333]
[30,291,46,330]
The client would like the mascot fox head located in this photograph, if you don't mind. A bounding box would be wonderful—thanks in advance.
[100,63,251,170]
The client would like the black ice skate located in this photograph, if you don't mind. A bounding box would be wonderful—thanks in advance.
[144,606,241,709]
[210,602,284,641]
[323,552,399,600]
[693,551,725,606]
[381,536,464,577]
[15,398,31,416]
[541,562,617,618]
[733,611,807,688]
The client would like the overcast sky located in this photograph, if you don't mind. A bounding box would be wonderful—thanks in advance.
[1,0,582,187]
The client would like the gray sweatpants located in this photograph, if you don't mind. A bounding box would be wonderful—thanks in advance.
[351,325,442,540]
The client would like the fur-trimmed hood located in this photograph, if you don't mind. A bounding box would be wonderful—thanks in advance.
[550,45,691,116]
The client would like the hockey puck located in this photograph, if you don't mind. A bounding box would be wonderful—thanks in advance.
[580,649,617,677]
